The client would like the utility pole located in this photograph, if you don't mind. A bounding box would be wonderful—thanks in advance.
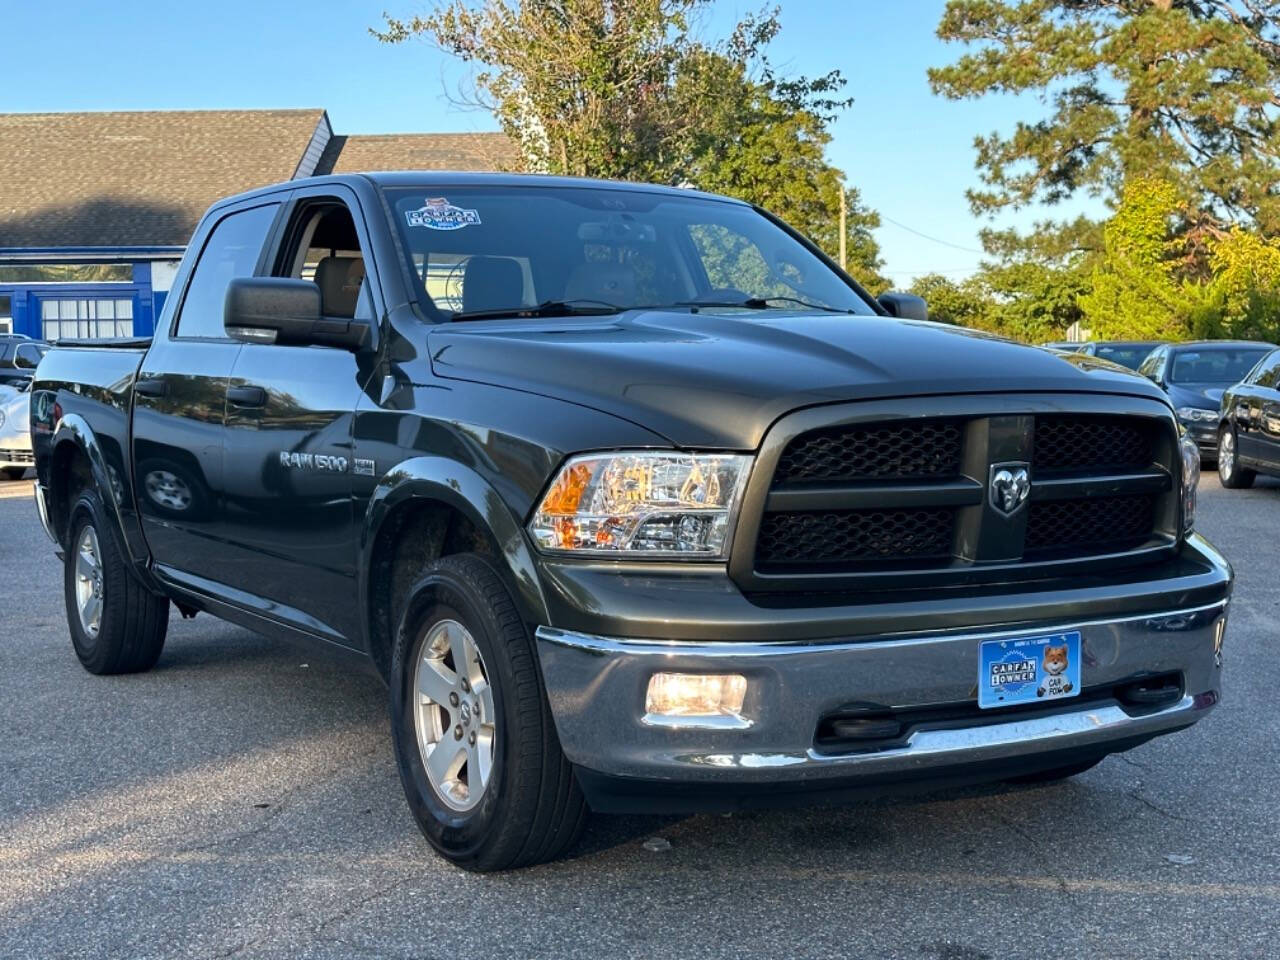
[838,186,847,271]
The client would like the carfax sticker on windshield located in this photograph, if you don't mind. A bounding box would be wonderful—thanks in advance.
[405,197,481,230]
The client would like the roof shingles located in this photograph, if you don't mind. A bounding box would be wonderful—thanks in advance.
[0,109,328,248]
[0,110,518,250]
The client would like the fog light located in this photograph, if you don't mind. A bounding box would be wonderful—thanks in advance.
[645,672,747,719]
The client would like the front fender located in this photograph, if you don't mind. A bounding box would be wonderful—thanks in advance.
[359,455,552,633]
[50,413,158,589]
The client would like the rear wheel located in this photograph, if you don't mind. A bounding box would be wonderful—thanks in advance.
[64,491,169,674]
[389,553,586,871]
[1218,427,1255,489]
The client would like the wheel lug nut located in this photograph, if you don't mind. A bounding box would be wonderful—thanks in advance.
[448,692,459,707]
[454,725,463,740]
[468,731,476,745]
[461,678,471,693]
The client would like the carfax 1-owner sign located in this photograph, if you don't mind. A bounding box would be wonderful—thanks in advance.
[977,631,1082,709]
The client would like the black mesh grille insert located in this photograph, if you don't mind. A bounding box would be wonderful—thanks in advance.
[773,420,964,485]
[1033,416,1155,475]
[756,508,954,567]
[1025,494,1156,553]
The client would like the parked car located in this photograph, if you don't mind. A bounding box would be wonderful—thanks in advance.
[1079,340,1161,371]
[1137,340,1275,460]
[0,379,33,480]
[1217,345,1280,488]
[0,337,50,386]
[1040,340,1087,352]
[31,173,1230,871]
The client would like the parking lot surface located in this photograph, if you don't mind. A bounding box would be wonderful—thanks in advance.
[1,472,1277,959]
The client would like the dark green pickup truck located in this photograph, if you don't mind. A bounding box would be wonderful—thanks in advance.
[30,173,1231,871]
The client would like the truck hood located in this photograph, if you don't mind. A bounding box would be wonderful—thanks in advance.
[427,311,1171,448]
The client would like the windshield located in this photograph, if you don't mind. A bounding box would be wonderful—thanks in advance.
[385,186,875,319]
[1169,347,1270,384]
[1093,343,1155,370]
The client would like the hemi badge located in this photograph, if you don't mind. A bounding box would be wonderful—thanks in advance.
[353,458,376,477]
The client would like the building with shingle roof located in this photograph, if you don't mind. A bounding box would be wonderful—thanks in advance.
[0,108,514,339]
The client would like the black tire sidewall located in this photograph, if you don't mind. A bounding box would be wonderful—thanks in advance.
[390,566,521,863]
[64,493,117,673]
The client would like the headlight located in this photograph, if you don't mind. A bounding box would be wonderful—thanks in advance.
[1176,406,1217,423]
[1180,431,1199,535]
[529,451,752,558]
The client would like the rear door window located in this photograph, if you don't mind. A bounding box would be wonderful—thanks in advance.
[175,203,280,339]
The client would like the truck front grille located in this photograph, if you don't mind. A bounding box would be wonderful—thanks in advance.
[741,401,1179,587]
[1025,493,1157,554]
[773,420,962,484]
[1032,415,1155,475]
[757,508,954,567]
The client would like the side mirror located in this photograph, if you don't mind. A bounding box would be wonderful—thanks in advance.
[224,277,371,352]
[878,292,929,322]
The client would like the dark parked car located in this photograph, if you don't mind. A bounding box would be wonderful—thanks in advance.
[1218,346,1280,488]
[1080,340,1161,371]
[1040,340,1087,352]
[1137,340,1274,459]
[30,173,1230,871]
[0,337,49,385]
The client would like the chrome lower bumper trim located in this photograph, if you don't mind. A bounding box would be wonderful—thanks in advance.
[534,600,1227,784]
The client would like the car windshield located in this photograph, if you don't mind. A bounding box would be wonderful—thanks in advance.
[1169,347,1270,384]
[385,186,875,319]
[1093,344,1155,370]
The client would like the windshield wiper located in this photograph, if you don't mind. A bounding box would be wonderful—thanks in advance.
[450,298,624,322]
[675,296,854,314]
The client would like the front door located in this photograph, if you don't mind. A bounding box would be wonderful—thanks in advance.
[132,200,282,585]
[218,188,380,646]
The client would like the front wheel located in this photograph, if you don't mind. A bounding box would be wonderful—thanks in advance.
[389,553,587,871]
[1218,427,1255,489]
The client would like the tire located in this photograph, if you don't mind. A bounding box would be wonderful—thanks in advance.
[1,466,27,481]
[1007,755,1104,784]
[64,491,169,674]
[1218,426,1255,489]
[390,553,587,872]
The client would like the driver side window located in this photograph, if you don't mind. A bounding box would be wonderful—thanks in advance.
[278,201,374,321]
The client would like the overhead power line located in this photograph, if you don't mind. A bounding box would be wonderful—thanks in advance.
[879,215,988,255]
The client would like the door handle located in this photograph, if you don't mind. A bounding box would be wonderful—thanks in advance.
[134,377,167,398]
[227,385,267,408]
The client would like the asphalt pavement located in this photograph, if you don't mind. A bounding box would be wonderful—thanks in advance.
[0,472,1277,959]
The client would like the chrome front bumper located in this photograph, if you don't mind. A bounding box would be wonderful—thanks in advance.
[534,600,1227,787]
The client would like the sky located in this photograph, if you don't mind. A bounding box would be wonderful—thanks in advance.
[4,0,1099,287]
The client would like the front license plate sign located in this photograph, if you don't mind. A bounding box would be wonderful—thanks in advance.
[978,631,1082,709]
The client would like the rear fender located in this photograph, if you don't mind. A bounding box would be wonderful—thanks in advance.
[50,414,159,591]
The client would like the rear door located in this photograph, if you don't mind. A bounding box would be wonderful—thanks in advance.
[217,185,381,646]
[133,199,283,584]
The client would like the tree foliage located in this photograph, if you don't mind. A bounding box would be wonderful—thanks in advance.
[931,0,1280,240]
[373,1,884,282]
[1079,176,1280,342]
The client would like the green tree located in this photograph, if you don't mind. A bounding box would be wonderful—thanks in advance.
[907,273,994,327]
[1078,177,1194,340]
[930,0,1280,241]
[374,2,885,282]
